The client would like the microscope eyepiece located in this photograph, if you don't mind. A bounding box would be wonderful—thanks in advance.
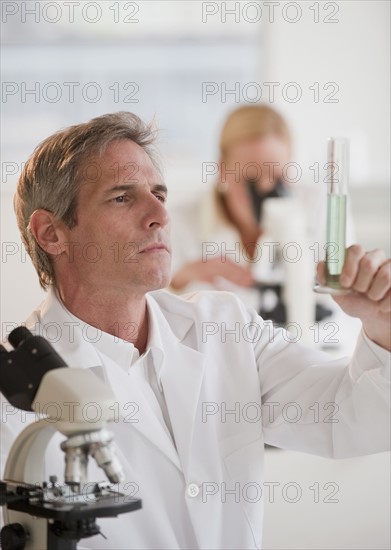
[1,326,67,410]
[8,326,33,349]
[0,345,8,355]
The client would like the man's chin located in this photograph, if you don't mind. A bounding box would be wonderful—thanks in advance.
[138,271,172,293]
[146,280,170,292]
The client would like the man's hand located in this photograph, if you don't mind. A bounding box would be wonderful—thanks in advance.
[317,245,391,351]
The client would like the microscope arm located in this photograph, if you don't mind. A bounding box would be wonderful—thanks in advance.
[2,421,56,550]
[3,419,55,487]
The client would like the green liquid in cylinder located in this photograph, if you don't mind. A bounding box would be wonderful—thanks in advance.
[325,194,347,288]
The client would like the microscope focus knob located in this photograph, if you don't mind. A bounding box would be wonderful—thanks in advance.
[0,523,27,550]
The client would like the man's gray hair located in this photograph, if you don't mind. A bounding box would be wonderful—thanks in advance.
[14,112,160,289]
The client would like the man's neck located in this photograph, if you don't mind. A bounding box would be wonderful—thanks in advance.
[56,284,149,354]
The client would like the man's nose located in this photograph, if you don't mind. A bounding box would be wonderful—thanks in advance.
[141,192,170,229]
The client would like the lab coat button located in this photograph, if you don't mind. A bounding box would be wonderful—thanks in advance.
[186,483,200,498]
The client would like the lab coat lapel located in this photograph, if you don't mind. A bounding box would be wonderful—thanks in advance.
[96,351,183,472]
[161,341,205,476]
[151,305,206,477]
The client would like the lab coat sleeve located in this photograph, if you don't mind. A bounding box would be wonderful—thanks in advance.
[250,306,390,458]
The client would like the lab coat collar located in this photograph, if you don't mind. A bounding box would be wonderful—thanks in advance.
[34,287,195,373]
[29,286,196,371]
[52,288,140,373]
[26,286,103,371]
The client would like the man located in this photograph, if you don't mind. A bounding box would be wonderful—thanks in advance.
[2,112,390,549]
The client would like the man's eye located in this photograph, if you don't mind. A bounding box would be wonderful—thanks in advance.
[155,193,167,203]
[113,195,127,203]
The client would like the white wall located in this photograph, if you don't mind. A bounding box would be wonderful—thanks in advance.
[263,449,391,550]
[2,2,390,331]
[262,0,390,186]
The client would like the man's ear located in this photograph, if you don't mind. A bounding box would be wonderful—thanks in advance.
[29,209,67,257]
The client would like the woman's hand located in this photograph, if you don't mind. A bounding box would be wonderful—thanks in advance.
[171,257,254,291]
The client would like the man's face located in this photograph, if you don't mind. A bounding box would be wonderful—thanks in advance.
[57,139,171,295]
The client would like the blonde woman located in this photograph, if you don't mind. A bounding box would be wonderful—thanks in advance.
[170,105,329,328]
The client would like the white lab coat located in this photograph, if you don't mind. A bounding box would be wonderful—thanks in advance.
[1,287,389,549]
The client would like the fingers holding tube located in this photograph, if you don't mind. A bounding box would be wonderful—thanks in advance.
[338,244,366,288]
[346,248,387,293]
[339,247,390,305]
[366,259,391,303]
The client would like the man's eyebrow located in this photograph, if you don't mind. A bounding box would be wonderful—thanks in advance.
[153,184,168,196]
[103,184,136,197]
[103,183,168,197]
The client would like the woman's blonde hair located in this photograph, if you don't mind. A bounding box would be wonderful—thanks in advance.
[219,104,291,159]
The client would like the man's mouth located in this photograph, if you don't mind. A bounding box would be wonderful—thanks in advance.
[140,243,170,253]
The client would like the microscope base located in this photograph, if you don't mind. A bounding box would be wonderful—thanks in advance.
[1,481,141,549]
